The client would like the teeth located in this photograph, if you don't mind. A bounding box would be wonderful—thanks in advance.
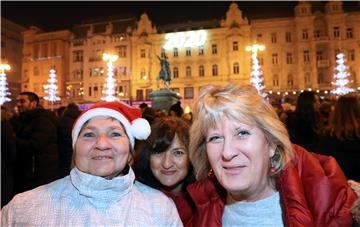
[93,156,111,160]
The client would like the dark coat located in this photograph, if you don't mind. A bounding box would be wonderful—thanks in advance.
[186,145,357,227]
[13,108,60,192]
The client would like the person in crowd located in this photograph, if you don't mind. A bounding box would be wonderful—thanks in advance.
[169,101,184,117]
[318,99,333,131]
[319,94,360,181]
[11,92,59,193]
[1,101,182,226]
[188,84,358,226]
[57,103,81,177]
[285,91,320,152]
[133,117,196,226]
[1,106,16,207]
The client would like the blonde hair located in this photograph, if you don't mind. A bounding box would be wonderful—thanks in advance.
[189,84,294,180]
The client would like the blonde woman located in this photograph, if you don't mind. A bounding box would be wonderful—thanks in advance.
[188,84,358,226]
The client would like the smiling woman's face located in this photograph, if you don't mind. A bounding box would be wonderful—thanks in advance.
[74,116,130,178]
[205,117,276,201]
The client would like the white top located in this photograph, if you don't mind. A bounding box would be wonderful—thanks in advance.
[1,167,183,227]
[222,192,284,227]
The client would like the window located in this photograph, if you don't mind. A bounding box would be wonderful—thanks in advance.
[212,64,218,76]
[256,34,263,42]
[286,53,293,64]
[285,32,292,43]
[145,89,152,100]
[212,44,217,54]
[318,73,325,84]
[287,74,294,86]
[51,42,57,56]
[173,48,178,57]
[259,57,264,65]
[73,51,83,62]
[173,67,179,78]
[33,83,40,93]
[140,49,146,58]
[199,65,205,77]
[186,66,191,77]
[185,47,191,56]
[88,87,92,96]
[119,66,127,76]
[272,54,278,65]
[116,45,126,58]
[172,88,180,95]
[271,33,277,43]
[140,68,146,79]
[34,66,40,76]
[302,29,309,40]
[316,51,323,61]
[100,67,104,76]
[303,50,310,62]
[161,48,166,58]
[198,46,204,55]
[41,43,48,58]
[333,27,340,38]
[314,30,321,38]
[305,73,311,85]
[273,75,279,87]
[348,49,355,61]
[136,89,144,100]
[91,68,100,77]
[184,87,194,99]
[94,86,99,98]
[346,28,353,39]
[233,41,238,51]
[233,62,239,74]
[33,44,39,59]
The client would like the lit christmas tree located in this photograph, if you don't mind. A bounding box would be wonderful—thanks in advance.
[246,44,267,97]
[0,64,11,105]
[102,53,119,102]
[331,52,353,95]
[44,68,61,109]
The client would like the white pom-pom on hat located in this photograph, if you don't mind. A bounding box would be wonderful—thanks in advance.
[72,101,151,149]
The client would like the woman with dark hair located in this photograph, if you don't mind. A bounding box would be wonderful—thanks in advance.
[320,94,360,181]
[133,117,196,226]
[285,91,320,152]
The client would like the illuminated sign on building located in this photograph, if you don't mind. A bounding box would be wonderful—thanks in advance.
[163,30,207,49]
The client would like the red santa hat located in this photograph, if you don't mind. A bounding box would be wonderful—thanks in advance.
[72,101,151,149]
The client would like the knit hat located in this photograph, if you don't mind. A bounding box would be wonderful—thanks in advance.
[72,101,151,149]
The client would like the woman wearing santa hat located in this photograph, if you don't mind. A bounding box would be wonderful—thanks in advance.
[1,101,183,226]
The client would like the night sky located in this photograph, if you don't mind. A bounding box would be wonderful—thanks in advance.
[2,1,360,32]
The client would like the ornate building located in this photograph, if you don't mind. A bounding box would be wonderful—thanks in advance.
[18,1,360,107]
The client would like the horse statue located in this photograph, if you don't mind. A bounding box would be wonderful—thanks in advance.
[157,54,172,89]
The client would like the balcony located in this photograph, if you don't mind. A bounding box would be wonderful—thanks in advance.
[317,60,329,68]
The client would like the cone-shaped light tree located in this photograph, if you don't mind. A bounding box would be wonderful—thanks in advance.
[44,67,61,110]
[102,53,119,102]
[246,44,267,97]
[0,64,11,105]
[331,52,353,96]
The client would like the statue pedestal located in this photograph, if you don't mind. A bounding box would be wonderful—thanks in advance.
[150,89,181,110]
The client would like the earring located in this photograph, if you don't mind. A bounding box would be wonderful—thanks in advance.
[269,148,279,175]
[208,168,214,177]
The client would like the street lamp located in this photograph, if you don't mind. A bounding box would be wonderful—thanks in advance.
[102,53,119,102]
[245,44,266,97]
[0,63,11,105]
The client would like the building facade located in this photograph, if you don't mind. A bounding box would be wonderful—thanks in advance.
[1,17,26,102]
[21,26,71,107]
[18,1,360,108]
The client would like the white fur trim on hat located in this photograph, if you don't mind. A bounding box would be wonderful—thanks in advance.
[72,107,137,148]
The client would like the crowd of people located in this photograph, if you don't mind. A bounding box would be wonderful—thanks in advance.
[1,87,360,226]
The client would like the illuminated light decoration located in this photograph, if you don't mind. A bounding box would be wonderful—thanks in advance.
[269,90,273,94]
[292,91,296,95]
[102,53,119,102]
[163,30,207,49]
[0,64,11,105]
[184,105,192,114]
[246,44,267,97]
[331,52,354,96]
[284,92,289,95]
[316,89,320,93]
[277,91,281,95]
[300,90,304,93]
[308,88,312,91]
[324,90,328,94]
[44,68,61,110]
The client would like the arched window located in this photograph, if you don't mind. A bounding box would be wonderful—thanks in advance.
[199,65,205,77]
[212,64,218,76]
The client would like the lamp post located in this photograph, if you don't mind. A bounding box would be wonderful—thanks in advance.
[245,44,266,97]
[102,53,119,102]
[0,63,11,105]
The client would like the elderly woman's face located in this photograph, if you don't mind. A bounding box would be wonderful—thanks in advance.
[205,117,276,201]
[75,116,130,178]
